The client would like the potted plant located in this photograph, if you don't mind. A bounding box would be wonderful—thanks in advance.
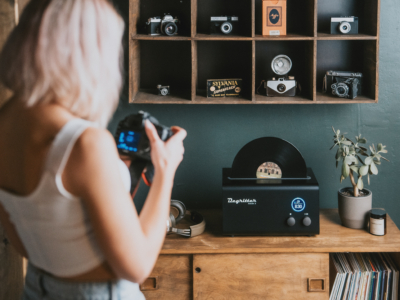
[330,127,389,229]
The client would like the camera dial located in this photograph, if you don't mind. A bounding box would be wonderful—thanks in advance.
[332,82,349,98]
[339,21,351,34]
[221,22,233,34]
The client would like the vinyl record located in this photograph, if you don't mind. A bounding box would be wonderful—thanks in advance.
[230,137,307,179]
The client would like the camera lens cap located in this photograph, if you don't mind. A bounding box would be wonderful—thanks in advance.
[271,55,292,76]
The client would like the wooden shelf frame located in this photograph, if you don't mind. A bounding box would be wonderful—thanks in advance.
[129,0,380,104]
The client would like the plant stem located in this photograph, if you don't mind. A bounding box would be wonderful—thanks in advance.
[349,170,359,197]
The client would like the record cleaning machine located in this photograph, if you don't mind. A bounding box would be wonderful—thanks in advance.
[222,137,319,236]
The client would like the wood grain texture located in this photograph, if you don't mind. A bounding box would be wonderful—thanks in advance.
[129,0,140,102]
[191,40,197,101]
[159,209,400,254]
[142,255,192,300]
[191,0,196,38]
[193,253,329,300]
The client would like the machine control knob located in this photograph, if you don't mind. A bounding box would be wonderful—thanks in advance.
[287,217,295,227]
[303,217,312,226]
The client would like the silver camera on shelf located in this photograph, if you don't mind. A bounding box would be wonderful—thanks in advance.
[210,16,239,35]
[157,85,170,96]
[146,14,179,36]
[265,55,297,97]
[330,16,359,34]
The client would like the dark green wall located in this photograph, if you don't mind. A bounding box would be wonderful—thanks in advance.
[111,1,400,226]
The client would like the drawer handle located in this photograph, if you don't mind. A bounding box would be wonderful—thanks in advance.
[308,278,326,292]
[140,276,159,291]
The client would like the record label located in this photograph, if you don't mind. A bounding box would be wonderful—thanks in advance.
[256,162,282,178]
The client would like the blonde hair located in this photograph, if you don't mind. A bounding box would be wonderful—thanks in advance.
[0,0,124,128]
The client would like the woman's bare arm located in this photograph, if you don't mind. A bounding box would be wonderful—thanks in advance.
[63,121,186,283]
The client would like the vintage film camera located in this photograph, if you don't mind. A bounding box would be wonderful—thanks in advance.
[331,17,358,34]
[265,55,297,97]
[115,111,173,188]
[146,14,179,36]
[210,16,238,35]
[323,71,362,99]
[157,85,170,96]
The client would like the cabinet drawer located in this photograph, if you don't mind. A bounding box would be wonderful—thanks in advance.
[193,253,329,300]
[141,255,192,300]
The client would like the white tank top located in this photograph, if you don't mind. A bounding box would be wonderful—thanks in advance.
[0,118,131,277]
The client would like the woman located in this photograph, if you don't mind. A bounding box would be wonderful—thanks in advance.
[0,0,186,299]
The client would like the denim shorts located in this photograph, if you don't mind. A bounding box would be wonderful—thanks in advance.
[22,263,146,300]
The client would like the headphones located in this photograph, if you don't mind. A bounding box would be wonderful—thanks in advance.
[167,200,206,237]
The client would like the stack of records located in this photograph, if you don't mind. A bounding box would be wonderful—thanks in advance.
[330,253,399,300]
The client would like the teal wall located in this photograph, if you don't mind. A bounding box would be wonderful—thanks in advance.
[111,1,400,227]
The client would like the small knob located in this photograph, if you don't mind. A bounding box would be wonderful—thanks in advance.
[303,217,311,227]
[287,217,295,227]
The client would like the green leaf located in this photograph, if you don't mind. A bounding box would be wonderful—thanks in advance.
[381,156,390,162]
[370,146,375,154]
[359,146,368,152]
[342,141,352,146]
[357,177,364,190]
[370,162,378,175]
[360,165,369,176]
[350,166,359,174]
[358,138,367,144]
[337,129,340,135]
[375,161,382,165]
[365,157,373,165]
[342,162,350,178]
[377,143,383,151]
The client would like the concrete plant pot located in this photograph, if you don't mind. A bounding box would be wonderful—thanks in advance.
[338,188,372,229]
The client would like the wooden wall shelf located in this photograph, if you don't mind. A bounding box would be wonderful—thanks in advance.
[129,0,380,104]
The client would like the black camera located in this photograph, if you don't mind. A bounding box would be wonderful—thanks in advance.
[115,111,173,188]
[146,14,179,36]
[323,71,363,99]
[115,111,173,161]
[210,16,238,35]
[157,85,170,96]
[330,17,358,34]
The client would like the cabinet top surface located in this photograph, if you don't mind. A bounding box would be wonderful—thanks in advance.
[161,209,400,254]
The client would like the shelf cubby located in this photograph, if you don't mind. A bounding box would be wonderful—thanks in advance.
[255,40,314,102]
[316,40,377,103]
[196,41,253,102]
[317,0,379,38]
[129,0,380,104]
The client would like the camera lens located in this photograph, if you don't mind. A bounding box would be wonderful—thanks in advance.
[339,21,351,34]
[334,83,349,98]
[220,22,233,34]
[277,84,286,93]
[164,22,177,36]
[161,88,168,96]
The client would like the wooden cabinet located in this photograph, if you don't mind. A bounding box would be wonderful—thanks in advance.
[141,209,400,299]
[129,0,381,104]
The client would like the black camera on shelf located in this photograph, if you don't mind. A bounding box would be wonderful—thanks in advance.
[210,16,238,35]
[265,55,297,97]
[115,111,173,161]
[330,17,358,34]
[323,71,363,99]
[157,85,170,96]
[146,14,180,36]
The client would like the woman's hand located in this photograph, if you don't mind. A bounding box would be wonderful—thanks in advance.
[144,120,187,178]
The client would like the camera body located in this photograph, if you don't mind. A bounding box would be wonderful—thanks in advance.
[115,111,173,161]
[323,71,363,99]
[330,16,358,34]
[157,85,170,96]
[266,55,297,97]
[265,77,296,97]
[210,16,238,35]
[146,14,179,36]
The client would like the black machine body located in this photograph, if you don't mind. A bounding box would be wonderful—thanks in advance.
[222,137,320,236]
[265,77,297,97]
[146,14,179,36]
[222,168,319,236]
[210,16,239,35]
[330,16,359,34]
[323,70,362,99]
